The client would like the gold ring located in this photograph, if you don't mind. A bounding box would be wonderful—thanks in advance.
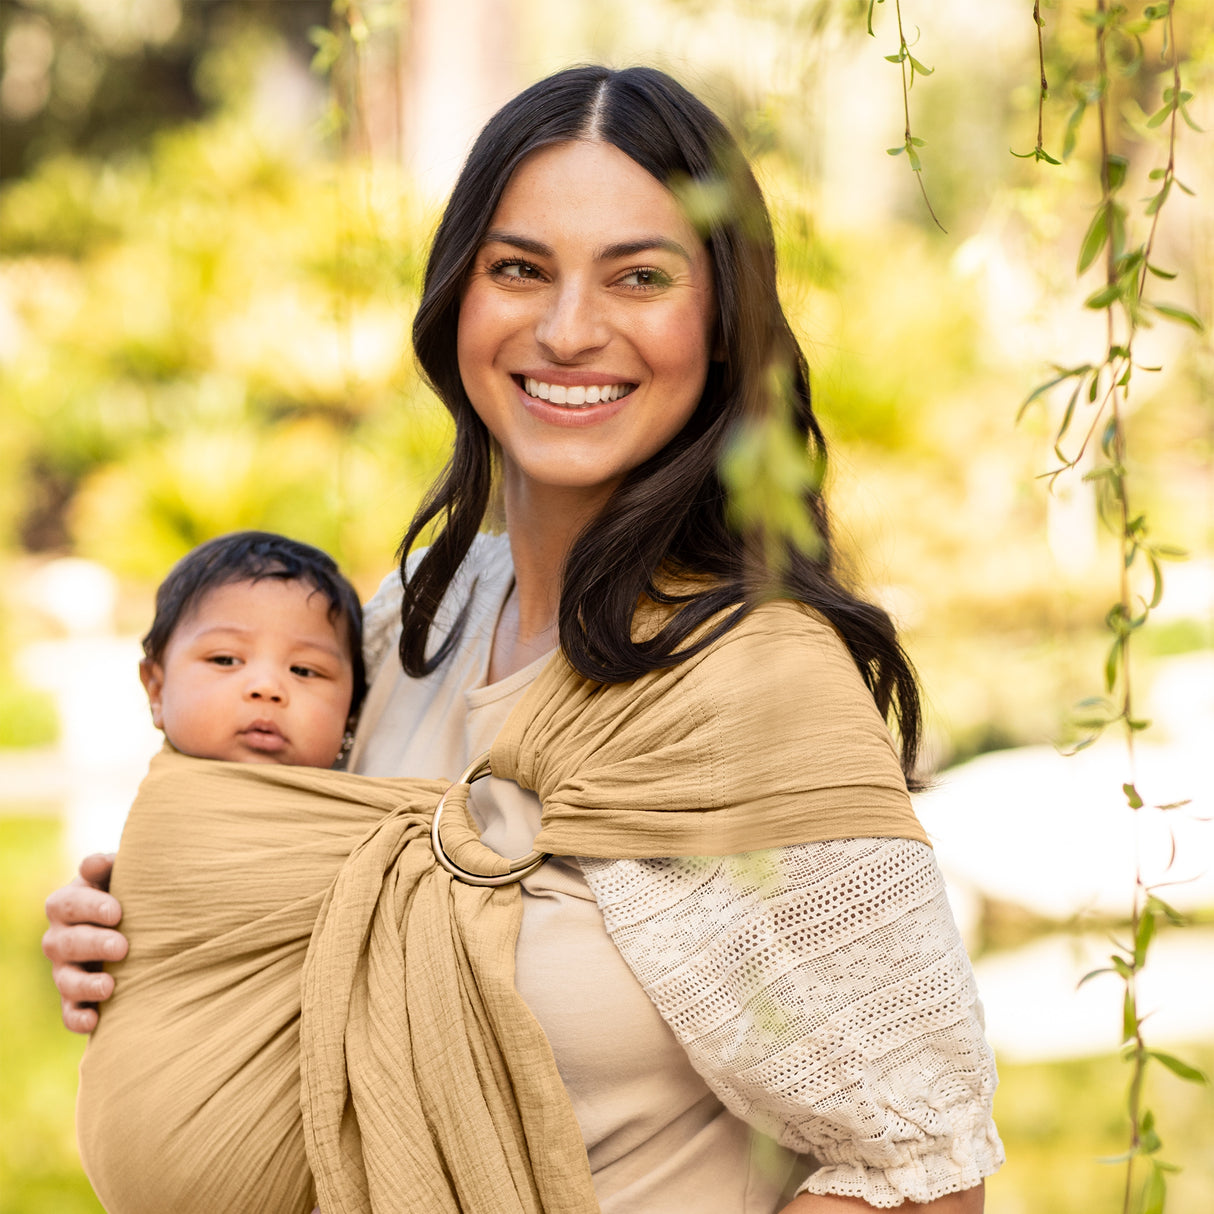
[430,752,551,887]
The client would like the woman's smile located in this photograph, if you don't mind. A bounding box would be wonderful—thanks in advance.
[456,139,716,507]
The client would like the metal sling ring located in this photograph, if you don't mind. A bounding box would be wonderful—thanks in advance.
[430,752,552,887]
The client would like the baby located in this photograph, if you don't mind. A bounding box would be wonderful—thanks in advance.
[76,530,371,1214]
[137,529,366,768]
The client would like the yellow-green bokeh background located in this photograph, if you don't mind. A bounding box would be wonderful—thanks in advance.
[1,1,1211,1211]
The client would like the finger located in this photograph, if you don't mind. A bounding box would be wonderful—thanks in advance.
[45,882,123,929]
[78,852,117,892]
[61,997,100,1035]
[42,923,128,966]
[52,962,116,1006]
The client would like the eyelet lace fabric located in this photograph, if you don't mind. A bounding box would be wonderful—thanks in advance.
[579,838,1005,1208]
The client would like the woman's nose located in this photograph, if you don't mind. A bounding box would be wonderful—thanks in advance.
[534,280,608,362]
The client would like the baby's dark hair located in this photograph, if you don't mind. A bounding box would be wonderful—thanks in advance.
[142,531,367,715]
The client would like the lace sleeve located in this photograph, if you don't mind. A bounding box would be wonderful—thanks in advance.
[579,838,1004,1208]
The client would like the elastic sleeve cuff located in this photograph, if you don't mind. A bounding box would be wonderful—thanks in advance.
[795,1115,1005,1208]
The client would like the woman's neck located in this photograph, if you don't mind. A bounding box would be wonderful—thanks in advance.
[487,477,613,684]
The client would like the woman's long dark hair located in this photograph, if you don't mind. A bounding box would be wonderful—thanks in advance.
[401,65,923,783]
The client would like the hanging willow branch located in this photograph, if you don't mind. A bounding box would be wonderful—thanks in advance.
[868,0,946,230]
[1020,4,1207,1211]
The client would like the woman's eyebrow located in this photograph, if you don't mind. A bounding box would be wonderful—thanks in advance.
[480,231,692,263]
[481,231,551,256]
[596,237,692,263]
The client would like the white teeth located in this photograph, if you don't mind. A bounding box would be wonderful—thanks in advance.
[522,378,633,407]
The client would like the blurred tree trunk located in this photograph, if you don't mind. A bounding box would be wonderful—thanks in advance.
[400,0,521,198]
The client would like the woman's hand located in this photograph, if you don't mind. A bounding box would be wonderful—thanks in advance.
[780,1184,984,1212]
[42,853,127,1033]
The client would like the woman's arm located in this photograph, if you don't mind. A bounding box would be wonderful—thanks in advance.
[781,1183,984,1212]
[581,840,1004,1208]
[42,853,127,1033]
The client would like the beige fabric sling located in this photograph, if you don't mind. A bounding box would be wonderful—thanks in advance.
[77,600,927,1214]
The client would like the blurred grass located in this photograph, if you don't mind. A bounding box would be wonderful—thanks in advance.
[3,813,1211,1213]
[0,814,101,1214]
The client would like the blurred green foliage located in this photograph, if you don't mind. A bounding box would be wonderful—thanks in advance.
[0,816,101,1214]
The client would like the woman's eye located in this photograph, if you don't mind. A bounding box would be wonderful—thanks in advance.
[488,258,543,282]
[617,267,671,289]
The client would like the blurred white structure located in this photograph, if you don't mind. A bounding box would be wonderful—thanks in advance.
[15,559,160,860]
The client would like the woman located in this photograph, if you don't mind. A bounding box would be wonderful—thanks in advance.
[45,65,1001,1211]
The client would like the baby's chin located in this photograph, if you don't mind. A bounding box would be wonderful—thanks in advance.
[166,737,295,765]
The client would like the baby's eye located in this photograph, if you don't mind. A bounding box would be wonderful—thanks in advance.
[616,266,671,290]
[207,655,238,667]
[290,664,319,679]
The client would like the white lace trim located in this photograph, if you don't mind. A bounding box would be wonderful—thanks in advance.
[579,838,1004,1207]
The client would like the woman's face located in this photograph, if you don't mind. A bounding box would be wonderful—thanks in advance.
[457,140,716,512]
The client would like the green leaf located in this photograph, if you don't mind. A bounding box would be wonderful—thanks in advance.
[307,26,343,75]
[1078,966,1114,988]
[906,144,922,172]
[908,56,934,77]
[1123,782,1144,810]
[1106,154,1129,191]
[1105,639,1121,693]
[1147,554,1164,608]
[1180,105,1204,133]
[884,51,906,63]
[1152,302,1204,332]
[1085,282,1121,309]
[886,145,906,157]
[1149,1051,1210,1084]
[1142,1160,1166,1214]
[1145,262,1177,280]
[1122,988,1138,1043]
[1018,365,1092,421]
[1148,895,1185,924]
[1145,180,1172,215]
[867,0,883,37]
[1146,101,1174,129]
[1078,206,1109,273]
[1139,1109,1162,1155]
[1063,100,1087,161]
[1134,907,1155,966]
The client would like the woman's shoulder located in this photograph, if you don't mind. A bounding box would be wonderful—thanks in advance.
[361,533,513,677]
[697,598,868,699]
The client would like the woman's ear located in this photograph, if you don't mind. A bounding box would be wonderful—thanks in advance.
[138,659,166,730]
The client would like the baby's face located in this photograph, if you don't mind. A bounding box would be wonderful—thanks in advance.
[140,578,355,768]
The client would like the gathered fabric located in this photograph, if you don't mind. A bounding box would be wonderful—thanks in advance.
[77,600,927,1214]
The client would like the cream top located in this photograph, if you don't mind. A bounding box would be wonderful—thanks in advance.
[349,534,1003,1210]
[350,535,801,1211]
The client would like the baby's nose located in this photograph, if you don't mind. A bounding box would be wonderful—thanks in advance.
[246,669,285,702]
